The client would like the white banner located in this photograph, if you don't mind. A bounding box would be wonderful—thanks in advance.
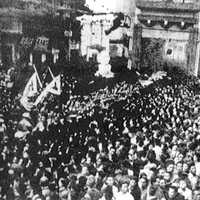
[23,73,38,97]
[34,75,61,106]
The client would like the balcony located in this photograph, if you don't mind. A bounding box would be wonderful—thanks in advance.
[136,0,200,12]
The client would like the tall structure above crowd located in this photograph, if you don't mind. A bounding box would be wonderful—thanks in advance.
[79,0,200,77]
[133,0,200,76]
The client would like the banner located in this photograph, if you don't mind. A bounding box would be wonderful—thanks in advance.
[164,40,187,63]
[20,37,34,49]
[48,75,61,95]
[34,36,49,52]
[23,73,39,97]
[21,64,61,109]
[21,65,42,110]
[34,75,61,106]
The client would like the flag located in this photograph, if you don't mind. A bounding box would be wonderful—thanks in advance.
[34,89,49,106]
[40,66,55,87]
[21,65,42,110]
[34,75,61,106]
[23,73,39,97]
[48,75,61,95]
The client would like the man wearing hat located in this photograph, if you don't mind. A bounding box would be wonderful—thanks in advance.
[84,175,102,200]
[165,185,184,200]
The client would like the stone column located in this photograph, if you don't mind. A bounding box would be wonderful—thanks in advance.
[11,44,14,64]
[187,27,198,76]
[194,39,200,76]
[131,24,142,70]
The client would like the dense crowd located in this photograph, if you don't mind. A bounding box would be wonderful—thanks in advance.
[1,67,200,200]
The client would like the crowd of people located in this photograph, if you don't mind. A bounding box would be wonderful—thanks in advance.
[1,67,200,200]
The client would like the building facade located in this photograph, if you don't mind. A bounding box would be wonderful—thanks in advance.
[133,0,200,76]
[80,0,136,71]
[0,0,86,69]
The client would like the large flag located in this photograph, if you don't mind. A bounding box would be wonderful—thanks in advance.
[21,64,61,109]
[21,65,42,110]
[23,73,38,97]
[22,64,42,97]
[34,74,61,106]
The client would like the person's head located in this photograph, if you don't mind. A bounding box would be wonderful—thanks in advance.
[129,176,137,188]
[166,161,174,173]
[168,186,178,199]
[154,176,160,186]
[194,190,200,200]
[128,149,136,161]
[177,153,184,162]
[109,148,115,156]
[120,181,129,194]
[190,164,196,175]
[78,176,87,188]
[38,161,44,168]
[86,175,96,188]
[81,165,89,176]
[159,178,166,189]
[164,172,171,182]
[139,177,148,189]
[176,162,183,172]
[13,156,18,163]
[182,163,189,173]
[86,154,92,164]
[193,154,200,162]
[106,176,114,186]
[149,185,158,197]
[59,178,67,188]
[158,168,166,177]
[45,196,51,200]
[179,179,187,190]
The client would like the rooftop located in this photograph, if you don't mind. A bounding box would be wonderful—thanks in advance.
[136,0,200,12]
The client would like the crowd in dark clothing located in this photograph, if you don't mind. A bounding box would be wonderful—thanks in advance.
[1,68,200,200]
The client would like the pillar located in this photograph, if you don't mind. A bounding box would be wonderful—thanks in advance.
[12,44,15,64]
[131,24,142,70]
[187,27,198,76]
[195,40,200,76]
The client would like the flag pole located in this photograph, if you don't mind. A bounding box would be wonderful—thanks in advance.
[33,64,42,88]
[48,67,55,79]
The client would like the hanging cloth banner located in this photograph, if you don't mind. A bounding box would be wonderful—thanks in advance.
[34,36,49,52]
[20,37,34,49]
[20,65,42,111]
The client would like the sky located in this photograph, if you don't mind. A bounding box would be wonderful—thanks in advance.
[85,0,134,13]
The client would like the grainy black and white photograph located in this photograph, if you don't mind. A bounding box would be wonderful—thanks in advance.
[1,0,200,200]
